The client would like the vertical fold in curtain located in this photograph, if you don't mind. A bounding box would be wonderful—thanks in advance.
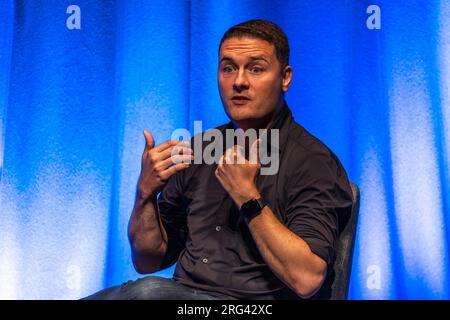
[348,0,398,300]
[438,0,450,288]
[383,1,449,299]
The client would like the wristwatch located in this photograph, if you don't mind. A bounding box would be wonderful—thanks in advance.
[239,197,268,220]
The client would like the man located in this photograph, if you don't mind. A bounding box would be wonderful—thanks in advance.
[85,19,353,300]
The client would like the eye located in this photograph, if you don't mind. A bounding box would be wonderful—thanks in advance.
[222,65,235,74]
[250,66,264,74]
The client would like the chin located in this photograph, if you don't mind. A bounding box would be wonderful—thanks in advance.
[225,105,257,121]
[227,111,256,123]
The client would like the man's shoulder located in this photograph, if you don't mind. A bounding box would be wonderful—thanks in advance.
[285,120,335,158]
[282,119,350,178]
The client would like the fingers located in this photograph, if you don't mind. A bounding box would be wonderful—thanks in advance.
[234,145,246,164]
[249,138,260,164]
[218,154,225,166]
[142,135,192,160]
[222,145,245,164]
[153,140,190,153]
[215,165,225,181]
[155,144,193,162]
[215,164,232,192]
[215,167,222,181]
[156,153,193,171]
[143,129,155,150]
[160,162,190,180]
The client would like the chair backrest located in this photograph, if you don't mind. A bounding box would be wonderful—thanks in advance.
[330,182,360,300]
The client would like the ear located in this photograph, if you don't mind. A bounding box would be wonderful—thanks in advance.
[281,65,293,93]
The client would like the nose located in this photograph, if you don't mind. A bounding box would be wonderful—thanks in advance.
[233,69,249,92]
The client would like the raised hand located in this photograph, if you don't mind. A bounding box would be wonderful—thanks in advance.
[137,129,193,201]
[215,139,261,207]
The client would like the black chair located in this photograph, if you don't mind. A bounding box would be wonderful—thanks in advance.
[330,182,360,300]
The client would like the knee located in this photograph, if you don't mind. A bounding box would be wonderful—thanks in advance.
[123,276,173,300]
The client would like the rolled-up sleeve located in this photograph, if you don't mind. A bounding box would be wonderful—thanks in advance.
[284,151,353,265]
[157,172,188,269]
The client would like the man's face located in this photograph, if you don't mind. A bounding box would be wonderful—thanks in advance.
[218,37,292,129]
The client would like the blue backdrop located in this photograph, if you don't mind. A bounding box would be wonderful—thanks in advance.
[1,0,449,299]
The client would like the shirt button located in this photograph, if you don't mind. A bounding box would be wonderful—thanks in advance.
[215,226,221,232]
[202,258,208,264]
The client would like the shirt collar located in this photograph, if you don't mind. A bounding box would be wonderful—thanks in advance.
[220,100,293,156]
[267,100,292,131]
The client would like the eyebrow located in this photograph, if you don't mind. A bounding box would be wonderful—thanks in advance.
[219,56,270,64]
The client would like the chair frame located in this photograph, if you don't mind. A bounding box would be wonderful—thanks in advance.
[330,182,360,300]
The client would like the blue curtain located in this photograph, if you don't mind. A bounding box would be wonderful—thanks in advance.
[0,0,449,299]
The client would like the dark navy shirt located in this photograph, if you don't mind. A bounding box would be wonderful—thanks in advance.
[157,103,353,299]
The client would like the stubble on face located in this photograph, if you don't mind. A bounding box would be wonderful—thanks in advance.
[218,37,287,130]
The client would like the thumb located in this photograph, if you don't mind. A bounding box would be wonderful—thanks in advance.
[143,129,155,150]
[249,138,260,164]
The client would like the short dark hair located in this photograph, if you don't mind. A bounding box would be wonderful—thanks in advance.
[219,19,290,68]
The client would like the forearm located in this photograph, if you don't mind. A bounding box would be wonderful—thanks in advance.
[214,146,327,297]
[246,205,327,298]
[128,192,168,274]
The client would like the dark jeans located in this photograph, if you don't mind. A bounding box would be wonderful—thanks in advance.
[82,276,228,300]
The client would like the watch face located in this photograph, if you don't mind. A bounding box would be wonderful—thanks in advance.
[244,200,259,212]
[240,198,267,219]
[241,199,262,216]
